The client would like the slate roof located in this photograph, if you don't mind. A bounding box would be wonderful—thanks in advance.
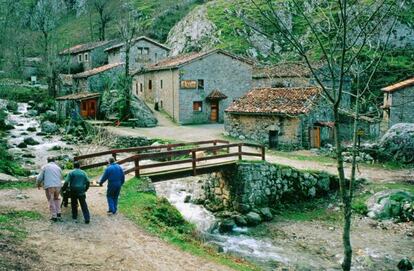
[226,87,321,115]
[73,63,124,79]
[104,36,170,52]
[59,40,114,55]
[381,77,414,92]
[253,62,323,79]
[137,49,253,73]
[56,92,100,101]
[206,89,228,100]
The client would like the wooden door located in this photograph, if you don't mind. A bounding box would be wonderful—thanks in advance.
[310,126,321,148]
[210,101,218,122]
[269,130,279,149]
[80,99,97,119]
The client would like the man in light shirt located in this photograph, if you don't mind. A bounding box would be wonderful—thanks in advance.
[37,157,63,222]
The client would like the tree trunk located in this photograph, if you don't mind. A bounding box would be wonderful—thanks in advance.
[333,107,352,271]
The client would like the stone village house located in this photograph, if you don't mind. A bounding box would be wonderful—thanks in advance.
[59,40,116,73]
[225,87,335,149]
[381,77,414,133]
[105,36,170,72]
[56,36,169,121]
[56,62,124,120]
[132,49,253,124]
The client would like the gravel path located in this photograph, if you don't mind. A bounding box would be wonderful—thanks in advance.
[0,186,234,271]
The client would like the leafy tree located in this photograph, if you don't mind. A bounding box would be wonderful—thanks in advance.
[88,0,112,41]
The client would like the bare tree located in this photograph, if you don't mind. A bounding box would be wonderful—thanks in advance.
[31,0,61,96]
[244,0,405,270]
[89,0,112,41]
[116,2,143,118]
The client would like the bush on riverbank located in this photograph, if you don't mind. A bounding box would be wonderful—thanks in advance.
[0,85,48,103]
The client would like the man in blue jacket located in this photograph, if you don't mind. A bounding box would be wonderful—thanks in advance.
[98,157,125,215]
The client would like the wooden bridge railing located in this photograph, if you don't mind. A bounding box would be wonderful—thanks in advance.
[74,140,265,178]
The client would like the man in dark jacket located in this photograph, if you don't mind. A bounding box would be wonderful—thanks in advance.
[98,157,125,215]
[65,161,90,224]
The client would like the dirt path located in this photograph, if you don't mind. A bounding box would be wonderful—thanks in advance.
[0,186,234,271]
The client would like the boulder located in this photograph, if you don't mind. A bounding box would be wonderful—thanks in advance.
[43,110,58,122]
[234,215,248,226]
[23,137,40,145]
[184,195,191,203]
[0,173,18,183]
[397,258,413,271]
[27,127,37,132]
[136,177,156,194]
[259,207,273,221]
[25,109,38,117]
[129,95,158,127]
[367,189,414,221]
[245,211,262,226]
[379,123,414,163]
[218,219,235,233]
[17,142,28,148]
[41,121,59,134]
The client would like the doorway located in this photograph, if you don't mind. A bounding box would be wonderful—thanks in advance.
[80,99,97,119]
[310,126,321,148]
[269,130,279,149]
[210,101,218,122]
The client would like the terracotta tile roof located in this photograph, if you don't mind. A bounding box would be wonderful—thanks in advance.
[206,89,228,100]
[226,87,321,115]
[104,36,170,52]
[253,62,323,79]
[381,77,414,92]
[60,40,115,55]
[139,49,254,73]
[56,92,100,101]
[73,63,124,79]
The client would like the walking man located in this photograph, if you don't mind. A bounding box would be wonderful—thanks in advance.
[65,161,90,224]
[98,157,125,215]
[37,157,62,222]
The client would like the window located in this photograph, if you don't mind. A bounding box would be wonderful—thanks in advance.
[143,47,149,55]
[193,101,202,112]
[197,79,204,90]
[148,80,152,90]
[78,54,82,63]
[135,83,138,93]
[84,53,89,62]
[140,83,143,92]
[155,53,158,62]
[160,80,163,89]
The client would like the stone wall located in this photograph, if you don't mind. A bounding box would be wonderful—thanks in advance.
[224,113,303,148]
[203,161,337,214]
[390,86,414,126]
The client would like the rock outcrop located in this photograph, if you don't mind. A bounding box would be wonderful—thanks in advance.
[367,189,414,221]
[379,123,414,163]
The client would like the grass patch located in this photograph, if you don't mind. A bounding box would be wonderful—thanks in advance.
[274,196,342,224]
[0,84,48,103]
[85,167,105,179]
[119,177,259,271]
[0,181,34,190]
[0,209,42,240]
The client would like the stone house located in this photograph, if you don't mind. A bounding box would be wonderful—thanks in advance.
[381,77,414,133]
[72,62,124,93]
[225,87,335,149]
[59,40,116,73]
[104,36,170,72]
[56,62,124,120]
[56,92,101,120]
[131,49,253,124]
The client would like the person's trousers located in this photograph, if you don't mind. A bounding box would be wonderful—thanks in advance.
[45,187,61,218]
[70,193,90,221]
[107,185,121,214]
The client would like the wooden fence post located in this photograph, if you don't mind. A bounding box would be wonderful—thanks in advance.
[238,144,242,161]
[213,140,217,155]
[261,145,266,161]
[134,157,140,177]
[112,152,117,161]
[192,150,197,176]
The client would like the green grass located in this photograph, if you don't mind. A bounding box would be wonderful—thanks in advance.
[85,167,105,179]
[0,181,35,190]
[0,210,42,240]
[0,85,48,103]
[119,177,259,271]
